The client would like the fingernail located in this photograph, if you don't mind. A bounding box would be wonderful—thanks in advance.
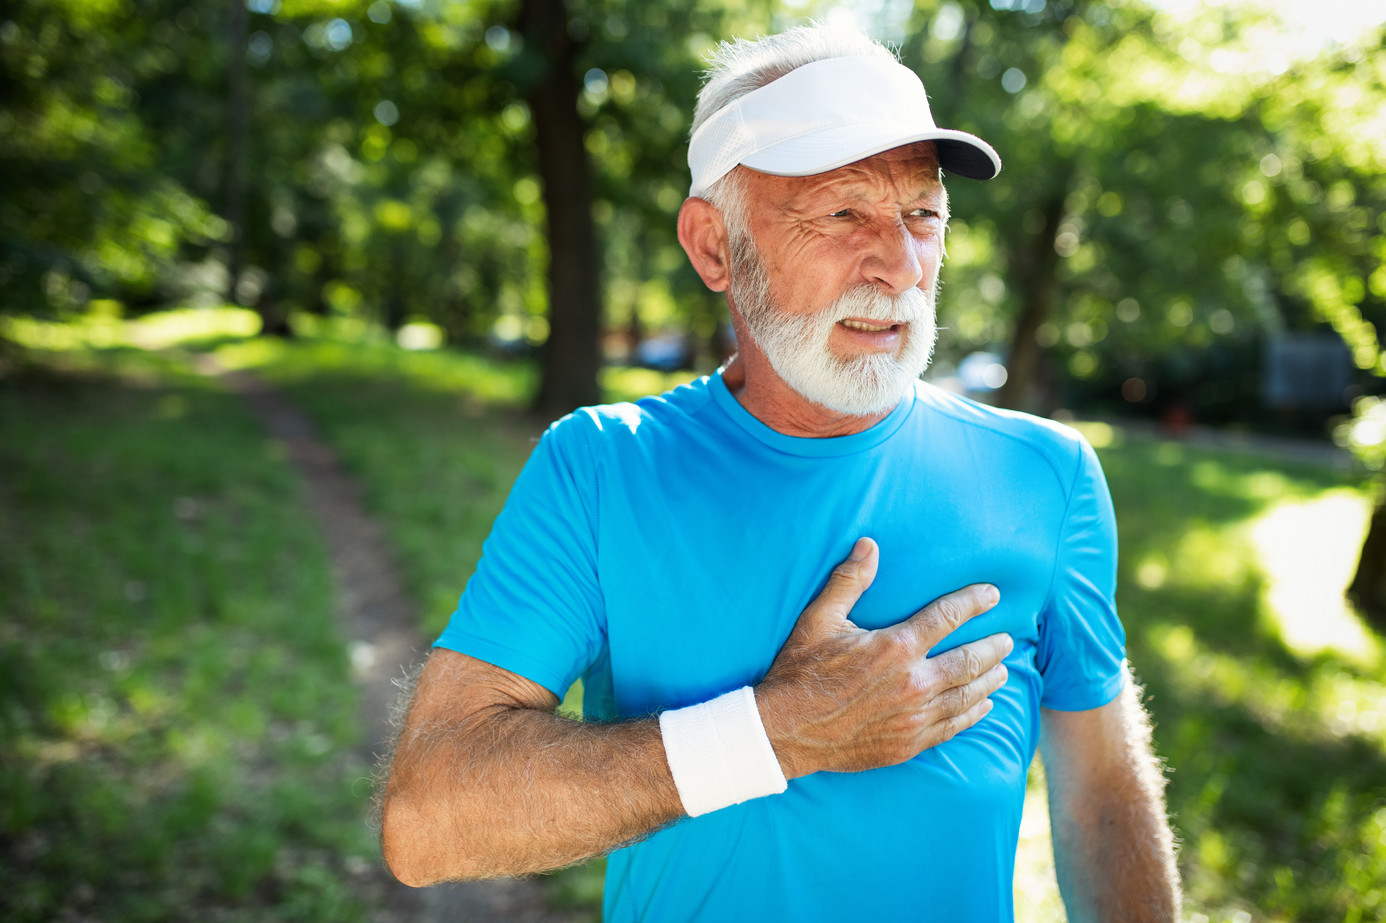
[849,538,870,562]
[1003,634,1014,655]
[984,584,1000,605]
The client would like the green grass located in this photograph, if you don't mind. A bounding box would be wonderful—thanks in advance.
[214,335,697,638]
[1090,426,1386,923]
[217,336,544,636]
[0,346,376,922]
[7,312,1385,922]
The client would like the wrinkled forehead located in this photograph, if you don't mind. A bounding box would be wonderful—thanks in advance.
[839,141,944,186]
[748,141,946,206]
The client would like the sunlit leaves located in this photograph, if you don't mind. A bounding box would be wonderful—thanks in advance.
[1337,396,1386,470]
[3,0,1381,412]
[278,0,374,18]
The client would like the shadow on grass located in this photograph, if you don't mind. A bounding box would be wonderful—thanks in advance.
[1094,437,1386,919]
[223,340,546,637]
[1140,640,1386,921]
[0,357,376,923]
[1102,437,1364,661]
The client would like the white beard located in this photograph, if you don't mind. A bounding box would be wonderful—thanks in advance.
[729,232,937,417]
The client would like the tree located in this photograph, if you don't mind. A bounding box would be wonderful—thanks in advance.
[515,0,603,413]
[899,1,1281,418]
[1353,478,1386,621]
[1258,29,1386,618]
[0,0,226,321]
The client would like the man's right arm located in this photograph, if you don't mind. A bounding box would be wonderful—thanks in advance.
[381,649,682,884]
[380,537,1012,885]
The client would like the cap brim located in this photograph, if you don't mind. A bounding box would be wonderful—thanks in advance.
[739,123,1001,181]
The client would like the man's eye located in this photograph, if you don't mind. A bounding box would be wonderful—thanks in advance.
[912,209,940,219]
[828,209,852,218]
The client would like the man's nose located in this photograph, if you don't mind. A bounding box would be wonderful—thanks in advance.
[863,222,925,294]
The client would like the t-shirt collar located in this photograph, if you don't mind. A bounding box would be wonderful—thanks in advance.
[707,369,916,457]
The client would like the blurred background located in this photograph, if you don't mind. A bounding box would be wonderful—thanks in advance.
[2,0,1385,921]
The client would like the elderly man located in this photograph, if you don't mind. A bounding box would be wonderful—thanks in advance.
[381,23,1181,922]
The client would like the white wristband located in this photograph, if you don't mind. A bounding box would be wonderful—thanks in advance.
[658,685,788,818]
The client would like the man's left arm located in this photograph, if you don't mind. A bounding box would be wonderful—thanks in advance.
[1039,672,1182,923]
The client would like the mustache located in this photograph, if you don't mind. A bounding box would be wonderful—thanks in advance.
[727,228,935,333]
[825,284,932,325]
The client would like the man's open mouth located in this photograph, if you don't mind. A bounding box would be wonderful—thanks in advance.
[839,319,900,333]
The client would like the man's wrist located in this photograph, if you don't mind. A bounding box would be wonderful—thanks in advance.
[658,686,788,817]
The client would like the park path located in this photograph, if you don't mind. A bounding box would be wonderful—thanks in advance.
[204,358,585,923]
[1091,414,1354,469]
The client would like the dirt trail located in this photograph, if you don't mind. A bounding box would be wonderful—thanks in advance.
[211,360,583,923]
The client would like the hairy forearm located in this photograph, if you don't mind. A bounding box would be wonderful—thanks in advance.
[381,662,683,885]
[1049,766,1180,922]
[1044,682,1182,923]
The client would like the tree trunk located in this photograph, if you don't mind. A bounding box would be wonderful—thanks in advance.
[224,0,248,308]
[625,305,644,358]
[995,183,1070,413]
[520,0,602,416]
[384,239,408,332]
[1351,492,1386,628]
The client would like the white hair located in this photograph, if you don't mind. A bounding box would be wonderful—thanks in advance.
[694,23,898,222]
[692,23,896,137]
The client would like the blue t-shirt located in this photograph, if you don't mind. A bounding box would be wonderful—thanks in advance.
[435,372,1126,922]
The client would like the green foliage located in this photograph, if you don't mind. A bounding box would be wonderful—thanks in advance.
[900,2,1385,425]
[567,0,738,353]
[1339,396,1386,472]
[1094,430,1385,921]
[0,347,374,922]
[1257,38,1386,505]
[4,0,1382,427]
[0,0,229,315]
[1257,34,1386,374]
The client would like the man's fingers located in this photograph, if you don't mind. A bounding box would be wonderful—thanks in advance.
[917,662,1010,750]
[928,633,1014,689]
[935,696,996,747]
[890,583,1000,650]
[793,537,879,635]
[930,660,1010,715]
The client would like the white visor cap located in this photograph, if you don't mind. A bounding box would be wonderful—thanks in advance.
[688,54,1001,198]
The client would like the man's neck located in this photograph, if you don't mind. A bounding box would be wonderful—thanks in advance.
[720,353,899,439]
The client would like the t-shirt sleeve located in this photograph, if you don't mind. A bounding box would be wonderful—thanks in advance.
[432,414,606,699]
[1034,435,1127,711]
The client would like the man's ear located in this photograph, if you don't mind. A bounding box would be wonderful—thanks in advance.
[677,197,732,293]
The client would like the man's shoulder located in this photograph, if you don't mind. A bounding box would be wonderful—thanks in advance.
[912,380,1094,476]
[543,374,717,458]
